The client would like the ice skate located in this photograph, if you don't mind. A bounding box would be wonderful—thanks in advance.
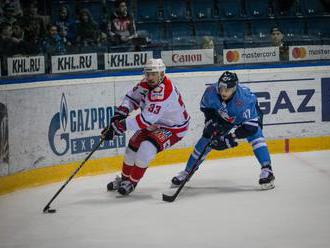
[171,170,189,187]
[259,166,275,190]
[107,175,123,191]
[118,180,135,195]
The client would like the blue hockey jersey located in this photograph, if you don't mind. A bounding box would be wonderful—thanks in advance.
[183,84,271,173]
[200,83,259,126]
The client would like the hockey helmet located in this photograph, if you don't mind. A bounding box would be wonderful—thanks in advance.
[217,71,238,100]
[144,58,166,74]
[218,71,238,89]
[144,58,166,87]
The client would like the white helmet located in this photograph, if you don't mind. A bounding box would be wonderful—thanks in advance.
[144,59,166,87]
[144,58,166,74]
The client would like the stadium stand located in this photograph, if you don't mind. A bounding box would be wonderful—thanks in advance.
[245,0,271,18]
[217,0,242,19]
[1,0,330,76]
[190,0,215,20]
[136,0,161,21]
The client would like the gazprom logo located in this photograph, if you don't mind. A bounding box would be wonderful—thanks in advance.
[48,93,125,156]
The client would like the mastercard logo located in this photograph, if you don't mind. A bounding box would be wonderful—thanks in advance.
[226,50,240,62]
[292,47,307,59]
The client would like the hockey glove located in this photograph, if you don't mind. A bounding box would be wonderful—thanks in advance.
[111,119,127,135]
[203,120,219,138]
[203,120,229,139]
[101,126,115,141]
[112,106,129,122]
[211,134,238,150]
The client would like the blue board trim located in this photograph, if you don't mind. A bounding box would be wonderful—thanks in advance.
[321,78,330,122]
[206,78,315,86]
[1,61,330,85]
[264,120,316,126]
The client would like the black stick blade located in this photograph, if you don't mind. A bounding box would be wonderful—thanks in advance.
[162,142,212,203]
[162,193,177,202]
[43,208,57,214]
[43,206,56,213]
[43,206,49,213]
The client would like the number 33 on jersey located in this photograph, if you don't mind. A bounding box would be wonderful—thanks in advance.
[122,76,190,138]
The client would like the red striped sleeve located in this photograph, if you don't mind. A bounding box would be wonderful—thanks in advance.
[135,114,148,129]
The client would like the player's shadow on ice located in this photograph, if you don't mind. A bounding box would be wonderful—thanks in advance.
[177,179,259,198]
[69,187,160,207]
[69,181,258,207]
[186,185,257,193]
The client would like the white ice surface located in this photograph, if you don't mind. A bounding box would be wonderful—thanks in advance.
[0,151,330,248]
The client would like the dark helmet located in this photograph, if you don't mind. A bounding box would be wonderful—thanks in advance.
[218,71,238,90]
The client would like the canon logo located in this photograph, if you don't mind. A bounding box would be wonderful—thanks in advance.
[172,53,202,63]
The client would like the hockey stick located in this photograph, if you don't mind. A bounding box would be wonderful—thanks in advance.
[43,137,105,213]
[162,140,211,202]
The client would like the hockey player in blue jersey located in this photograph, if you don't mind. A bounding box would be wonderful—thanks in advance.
[171,71,275,190]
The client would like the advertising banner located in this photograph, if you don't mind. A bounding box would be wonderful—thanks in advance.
[51,53,98,73]
[48,93,126,156]
[223,47,280,64]
[248,79,321,137]
[1,66,330,175]
[161,49,214,66]
[0,78,132,174]
[7,56,45,76]
[104,51,153,70]
[289,45,330,61]
[321,78,330,121]
[0,102,8,176]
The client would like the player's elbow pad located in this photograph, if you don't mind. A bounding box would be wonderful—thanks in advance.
[234,124,258,139]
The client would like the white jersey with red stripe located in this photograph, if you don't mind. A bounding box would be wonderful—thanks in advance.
[121,76,190,137]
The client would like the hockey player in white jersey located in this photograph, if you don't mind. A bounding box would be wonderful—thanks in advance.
[101,58,190,195]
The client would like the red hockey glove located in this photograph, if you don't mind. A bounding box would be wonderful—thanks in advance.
[112,106,129,123]
[111,119,127,135]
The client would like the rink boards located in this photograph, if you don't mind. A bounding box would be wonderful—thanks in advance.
[1,64,330,194]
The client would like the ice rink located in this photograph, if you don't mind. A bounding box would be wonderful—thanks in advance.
[1,150,330,248]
